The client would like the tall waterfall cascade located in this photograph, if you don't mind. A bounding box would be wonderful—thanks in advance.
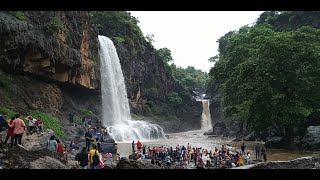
[98,35,166,142]
[201,100,213,130]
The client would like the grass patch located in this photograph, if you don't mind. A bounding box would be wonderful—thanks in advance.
[131,113,144,120]
[74,115,82,125]
[47,16,66,34]
[8,11,28,21]
[30,111,65,138]
[152,115,177,121]
[0,75,14,88]
[0,107,16,120]
[81,109,94,117]
[113,36,126,44]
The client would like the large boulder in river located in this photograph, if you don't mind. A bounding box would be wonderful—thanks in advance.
[117,157,161,169]
[265,136,285,149]
[301,126,320,150]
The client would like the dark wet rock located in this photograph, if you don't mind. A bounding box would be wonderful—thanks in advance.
[232,137,242,141]
[30,156,67,169]
[265,136,285,149]
[7,144,51,168]
[22,129,54,151]
[243,132,256,141]
[301,126,320,150]
[101,142,117,154]
[248,156,320,169]
[117,158,162,169]
[196,162,205,169]
[204,129,214,135]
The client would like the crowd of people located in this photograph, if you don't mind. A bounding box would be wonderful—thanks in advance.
[129,140,268,169]
[72,127,113,169]
[1,112,270,169]
[0,113,43,147]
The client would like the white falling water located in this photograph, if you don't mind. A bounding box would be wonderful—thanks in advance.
[201,100,213,130]
[98,35,166,142]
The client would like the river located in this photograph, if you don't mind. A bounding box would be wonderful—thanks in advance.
[116,129,320,161]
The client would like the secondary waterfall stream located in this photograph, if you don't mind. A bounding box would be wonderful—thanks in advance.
[201,100,212,130]
[98,35,166,142]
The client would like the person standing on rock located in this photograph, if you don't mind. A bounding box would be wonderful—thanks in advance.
[137,140,142,153]
[132,140,135,152]
[68,112,75,125]
[85,128,93,151]
[82,117,86,126]
[89,144,100,169]
[56,139,67,162]
[261,146,267,162]
[4,117,15,147]
[8,114,26,146]
[0,113,7,132]
[187,143,191,154]
[240,143,246,155]
[47,134,58,158]
[77,147,89,169]
[255,143,261,160]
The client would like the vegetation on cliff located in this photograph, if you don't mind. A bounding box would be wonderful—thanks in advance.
[208,11,320,148]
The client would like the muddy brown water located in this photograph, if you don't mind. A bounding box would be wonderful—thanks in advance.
[116,129,320,161]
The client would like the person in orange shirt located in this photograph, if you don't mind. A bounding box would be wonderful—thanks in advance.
[8,114,26,146]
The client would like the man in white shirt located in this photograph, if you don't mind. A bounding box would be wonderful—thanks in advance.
[26,115,37,135]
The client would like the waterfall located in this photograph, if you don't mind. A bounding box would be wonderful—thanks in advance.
[98,35,166,142]
[201,100,212,130]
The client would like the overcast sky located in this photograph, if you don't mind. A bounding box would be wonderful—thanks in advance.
[130,11,264,72]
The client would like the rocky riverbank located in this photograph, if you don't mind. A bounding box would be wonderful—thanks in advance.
[236,156,320,169]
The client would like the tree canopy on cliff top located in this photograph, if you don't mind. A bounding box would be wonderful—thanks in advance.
[209,20,320,147]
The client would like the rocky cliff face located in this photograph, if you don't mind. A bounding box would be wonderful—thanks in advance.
[0,11,101,138]
[0,11,99,89]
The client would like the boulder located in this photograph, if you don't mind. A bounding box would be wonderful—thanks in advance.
[301,126,320,150]
[30,156,67,169]
[265,136,285,149]
[249,156,320,169]
[117,158,161,169]
[22,129,54,151]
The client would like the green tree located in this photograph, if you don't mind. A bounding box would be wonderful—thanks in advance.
[210,24,320,148]
[167,92,182,108]
[157,47,173,63]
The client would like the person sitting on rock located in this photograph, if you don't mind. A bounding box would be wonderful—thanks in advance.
[26,115,36,135]
[36,116,43,134]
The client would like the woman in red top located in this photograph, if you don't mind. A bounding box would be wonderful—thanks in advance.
[56,139,67,163]
[4,117,15,147]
